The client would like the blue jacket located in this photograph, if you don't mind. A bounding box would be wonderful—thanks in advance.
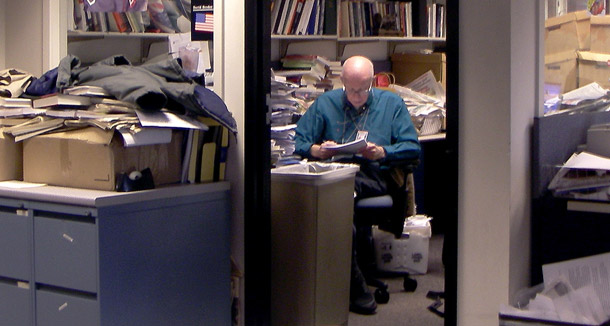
[50,54,236,133]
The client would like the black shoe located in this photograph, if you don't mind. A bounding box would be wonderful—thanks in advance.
[349,261,377,315]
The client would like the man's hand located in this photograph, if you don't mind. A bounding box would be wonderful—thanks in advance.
[311,141,338,160]
[359,142,386,161]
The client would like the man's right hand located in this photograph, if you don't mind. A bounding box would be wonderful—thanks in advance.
[311,141,338,160]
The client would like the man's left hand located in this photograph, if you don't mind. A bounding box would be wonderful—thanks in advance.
[359,142,386,161]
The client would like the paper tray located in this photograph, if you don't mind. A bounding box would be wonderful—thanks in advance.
[271,162,359,186]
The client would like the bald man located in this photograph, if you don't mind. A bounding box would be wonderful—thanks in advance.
[294,56,421,314]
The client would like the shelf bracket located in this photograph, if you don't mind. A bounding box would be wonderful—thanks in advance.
[279,39,292,58]
[388,41,404,56]
[140,38,165,62]
[337,43,347,60]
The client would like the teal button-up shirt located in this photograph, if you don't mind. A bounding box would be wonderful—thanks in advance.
[294,88,421,164]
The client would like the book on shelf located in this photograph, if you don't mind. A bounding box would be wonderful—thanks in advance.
[307,0,320,35]
[283,0,300,34]
[290,0,306,35]
[187,119,229,183]
[271,0,284,34]
[339,1,350,37]
[317,0,325,34]
[296,0,313,35]
[275,0,291,34]
[322,0,335,35]
[33,93,93,108]
[112,12,132,32]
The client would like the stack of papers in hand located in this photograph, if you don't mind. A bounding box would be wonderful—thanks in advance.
[323,138,366,154]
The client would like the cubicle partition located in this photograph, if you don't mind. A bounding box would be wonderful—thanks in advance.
[531,110,610,285]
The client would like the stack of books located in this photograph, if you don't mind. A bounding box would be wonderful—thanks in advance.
[0,97,35,118]
[2,85,140,142]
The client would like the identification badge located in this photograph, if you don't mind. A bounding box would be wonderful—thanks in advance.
[356,130,368,141]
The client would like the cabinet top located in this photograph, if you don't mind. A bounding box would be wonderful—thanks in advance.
[0,182,230,207]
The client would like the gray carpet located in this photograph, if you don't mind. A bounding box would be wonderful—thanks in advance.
[348,234,445,326]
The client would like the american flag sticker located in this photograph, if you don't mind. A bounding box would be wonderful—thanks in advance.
[195,12,214,33]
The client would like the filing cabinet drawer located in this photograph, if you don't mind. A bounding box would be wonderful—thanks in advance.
[0,210,31,280]
[34,216,97,293]
[36,289,99,326]
[0,281,33,326]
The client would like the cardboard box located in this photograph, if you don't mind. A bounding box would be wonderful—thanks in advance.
[0,131,22,181]
[391,52,446,89]
[23,127,183,191]
[544,51,579,93]
[590,15,610,53]
[578,51,610,89]
[545,10,591,56]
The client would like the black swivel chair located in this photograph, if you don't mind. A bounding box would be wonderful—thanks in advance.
[353,159,419,304]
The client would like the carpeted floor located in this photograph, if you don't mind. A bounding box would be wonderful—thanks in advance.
[348,234,445,326]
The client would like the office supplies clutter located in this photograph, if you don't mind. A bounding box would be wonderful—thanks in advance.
[373,215,432,274]
[499,252,610,325]
[116,168,155,192]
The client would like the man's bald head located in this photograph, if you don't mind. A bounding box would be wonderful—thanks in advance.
[341,56,375,108]
[341,56,374,85]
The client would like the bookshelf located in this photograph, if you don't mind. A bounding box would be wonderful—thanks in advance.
[65,0,195,64]
[271,0,446,60]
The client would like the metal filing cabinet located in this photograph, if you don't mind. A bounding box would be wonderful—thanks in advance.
[0,182,231,326]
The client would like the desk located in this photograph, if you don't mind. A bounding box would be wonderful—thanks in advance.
[414,132,449,234]
[531,195,610,285]
[0,182,231,326]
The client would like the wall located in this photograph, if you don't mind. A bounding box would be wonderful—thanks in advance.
[0,0,5,68]
[458,0,535,325]
[219,1,246,326]
[4,0,44,75]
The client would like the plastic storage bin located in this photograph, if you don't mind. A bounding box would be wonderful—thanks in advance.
[373,215,432,274]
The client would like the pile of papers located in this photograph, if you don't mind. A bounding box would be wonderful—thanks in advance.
[548,152,610,201]
[270,74,314,166]
[544,83,610,116]
[500,252,610,325]
[391,71,446,136]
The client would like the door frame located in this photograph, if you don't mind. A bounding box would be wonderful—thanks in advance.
[243,1,459,325]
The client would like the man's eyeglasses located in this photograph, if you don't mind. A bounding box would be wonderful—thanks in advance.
[343,84,372,97]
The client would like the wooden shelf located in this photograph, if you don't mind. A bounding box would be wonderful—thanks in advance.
[272,34,445,59]
[67,30,183,40]
[67,31,191,63]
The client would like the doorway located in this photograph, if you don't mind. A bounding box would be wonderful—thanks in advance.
[243,1,459,325]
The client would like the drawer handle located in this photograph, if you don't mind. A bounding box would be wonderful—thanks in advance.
[59,302,68,311]
[62,233,74,242]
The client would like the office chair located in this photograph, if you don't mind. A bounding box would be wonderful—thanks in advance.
[353,159,419,304]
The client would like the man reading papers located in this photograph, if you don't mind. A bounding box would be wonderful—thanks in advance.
[294,55,420,315]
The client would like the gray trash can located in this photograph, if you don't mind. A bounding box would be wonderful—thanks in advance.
[271,162,359,326]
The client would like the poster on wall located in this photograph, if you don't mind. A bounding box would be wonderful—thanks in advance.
[192,0,213,41]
